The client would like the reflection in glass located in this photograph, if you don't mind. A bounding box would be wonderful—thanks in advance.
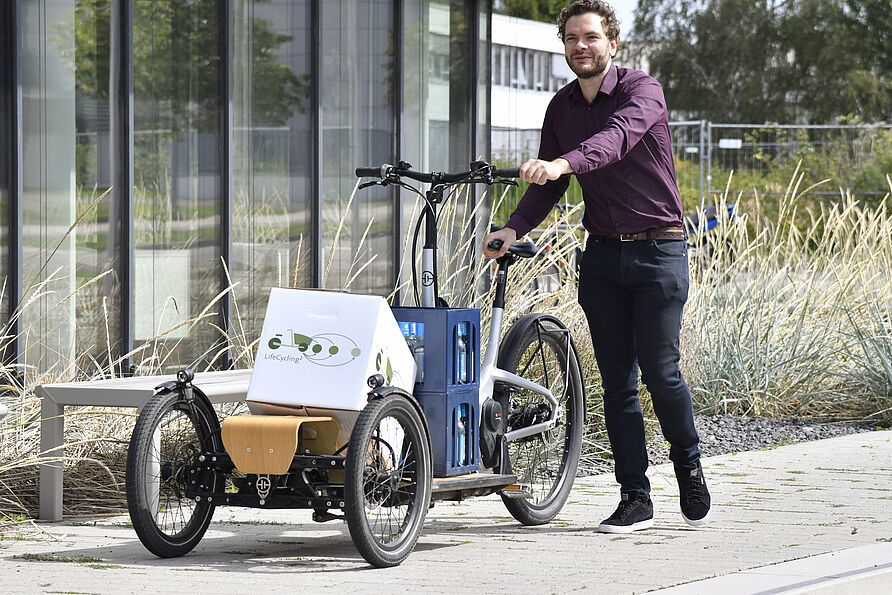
[0,5,10,333]
[400,0,476,306]
[232,0,313,353]
[21,0,118,372]
[320,0,394,294]
[9,0,487,374]
[132,0,221,371]
[477,1,491,166]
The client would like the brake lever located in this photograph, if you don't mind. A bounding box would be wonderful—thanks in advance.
[358,180,382,190]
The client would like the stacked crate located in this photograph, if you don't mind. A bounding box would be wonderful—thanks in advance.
[391,307,480,477]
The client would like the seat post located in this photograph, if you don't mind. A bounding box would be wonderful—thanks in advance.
[492,255,514,311]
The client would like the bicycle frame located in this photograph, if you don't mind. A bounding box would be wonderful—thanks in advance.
[479,272,561,444]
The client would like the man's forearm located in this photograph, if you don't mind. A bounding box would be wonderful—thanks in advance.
[505,179,567,238]
[554,157,573,175]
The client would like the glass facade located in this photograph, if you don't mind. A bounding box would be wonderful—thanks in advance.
[21,0,118,371]
[2,0,489,375]
[320,0,395,294]
[232,0,314,346]
[0,5,11,345]
[131,0,222,368]
[400,0,489,305]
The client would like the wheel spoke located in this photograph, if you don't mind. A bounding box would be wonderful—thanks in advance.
[143,407,203,536]
[127,389,218,557]
[500,323,582,522]
[345,396,431,566]
[360,416,416,545]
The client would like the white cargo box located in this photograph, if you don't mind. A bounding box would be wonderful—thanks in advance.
[246,288,416,416]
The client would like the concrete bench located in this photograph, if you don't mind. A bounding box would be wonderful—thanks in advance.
[35,369,252,521]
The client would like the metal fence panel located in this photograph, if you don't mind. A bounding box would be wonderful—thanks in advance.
[490,122,891,222]
[707,123,891,204]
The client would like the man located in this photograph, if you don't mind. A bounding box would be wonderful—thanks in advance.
[482,0,711,533]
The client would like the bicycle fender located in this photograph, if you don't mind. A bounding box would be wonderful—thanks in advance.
[497,313,586,408]
[190,383,222,422]
[497,314,573,364]
[139,381,224,457]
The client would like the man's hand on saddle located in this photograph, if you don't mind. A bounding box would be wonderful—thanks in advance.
[519,158,572,185]
[482,227,517,260]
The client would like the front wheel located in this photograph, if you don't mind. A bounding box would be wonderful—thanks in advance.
[126,389,221,557]
[497,315,585,525]
[344,394,432,568]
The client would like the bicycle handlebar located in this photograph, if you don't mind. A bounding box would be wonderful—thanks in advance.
[487,239,504,251]
[355,161,519,185]
[354,160,520,308]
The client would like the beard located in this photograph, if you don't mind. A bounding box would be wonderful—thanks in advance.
[566,50,610,79]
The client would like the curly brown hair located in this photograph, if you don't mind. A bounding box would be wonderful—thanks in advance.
[557,1,620,43]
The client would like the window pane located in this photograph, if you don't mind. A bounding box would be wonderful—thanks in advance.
[133,0,221,371]
[478,2,491,167]
[402,0,474,187]
[232,0,313,351]
[73,0,118,369]
[320,0,394,294]
[401,0,475,306]
[0,6,10,332]
[21,0,117,373]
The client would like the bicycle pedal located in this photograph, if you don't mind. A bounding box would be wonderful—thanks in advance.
[499,484,533,499]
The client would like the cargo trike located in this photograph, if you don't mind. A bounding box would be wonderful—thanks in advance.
[125,161,585,567]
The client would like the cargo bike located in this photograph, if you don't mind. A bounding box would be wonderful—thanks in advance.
[125,161,585,567]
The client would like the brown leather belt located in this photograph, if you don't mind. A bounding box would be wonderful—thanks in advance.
[598,226,685,241]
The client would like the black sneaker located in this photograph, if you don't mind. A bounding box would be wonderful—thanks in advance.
[597,492,654,534]
[675,460,711,526]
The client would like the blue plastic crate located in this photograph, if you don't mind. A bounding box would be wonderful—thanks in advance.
[414,387,479,476]
[391,307,480,393]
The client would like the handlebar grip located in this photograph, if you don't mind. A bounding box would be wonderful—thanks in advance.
[355,166,384,178]
[492,168,521,178]
[487,239,504,251]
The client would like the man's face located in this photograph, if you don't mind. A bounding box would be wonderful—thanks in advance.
[563,12,617,80]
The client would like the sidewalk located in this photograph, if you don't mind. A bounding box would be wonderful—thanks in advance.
[3,430,891,594]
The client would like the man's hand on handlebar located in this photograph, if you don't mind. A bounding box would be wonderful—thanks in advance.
[482,227,517,260]
[519,158,572,185]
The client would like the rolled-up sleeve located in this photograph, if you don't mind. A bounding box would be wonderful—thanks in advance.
[561,77,667,175]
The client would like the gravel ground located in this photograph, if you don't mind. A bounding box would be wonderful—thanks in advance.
[646,414,879,465]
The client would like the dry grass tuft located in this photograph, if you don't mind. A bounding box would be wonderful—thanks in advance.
[2,170,891,521]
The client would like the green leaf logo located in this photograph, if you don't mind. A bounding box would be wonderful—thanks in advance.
[266,330,361,367]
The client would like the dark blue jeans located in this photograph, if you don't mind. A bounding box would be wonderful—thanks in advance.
[578,237,700,496]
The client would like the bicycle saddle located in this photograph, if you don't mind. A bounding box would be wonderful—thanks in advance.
[507,241,537,258]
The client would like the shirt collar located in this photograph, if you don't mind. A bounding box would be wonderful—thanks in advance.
[569,63,619,103]
[600,64,618,96]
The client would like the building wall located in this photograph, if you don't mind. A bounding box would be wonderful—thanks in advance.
[491,13,570,133]
[0,0,490,376]
[490,13,640,163]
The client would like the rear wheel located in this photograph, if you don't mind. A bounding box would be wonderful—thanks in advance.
[498,316,584,525]
[126,390,220,557]
[344,394,431,567]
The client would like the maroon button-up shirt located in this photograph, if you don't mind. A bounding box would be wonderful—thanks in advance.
[505,65,683,238]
